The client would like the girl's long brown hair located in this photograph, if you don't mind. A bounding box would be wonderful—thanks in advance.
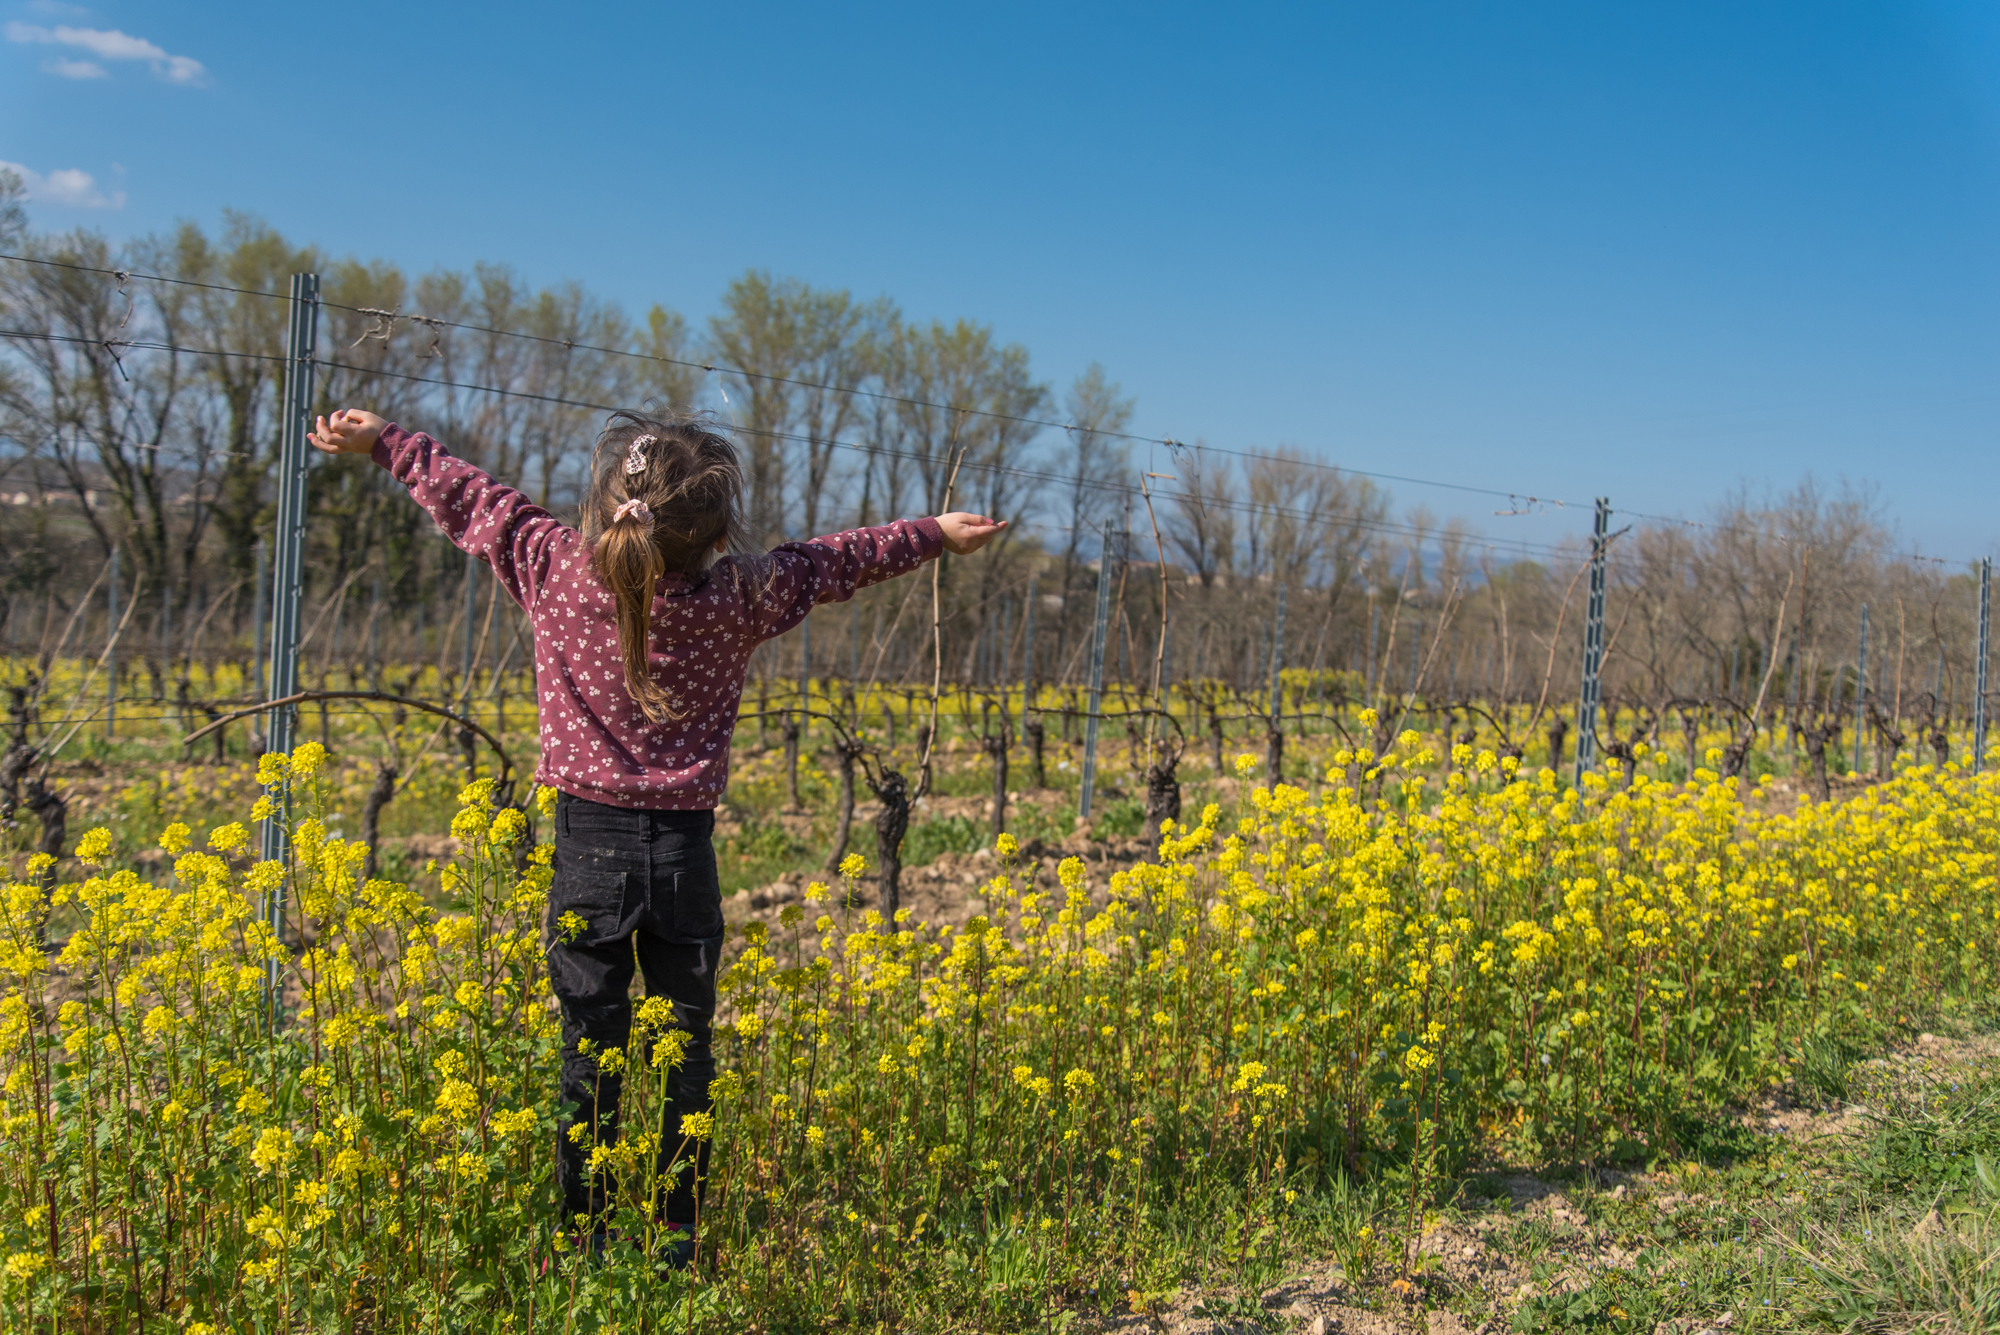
[580,411,745,724]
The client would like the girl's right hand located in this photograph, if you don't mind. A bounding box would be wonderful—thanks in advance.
[310,409,386,456]
[936,512,1007,555]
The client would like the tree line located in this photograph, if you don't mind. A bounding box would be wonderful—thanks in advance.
[1,175,1989,776]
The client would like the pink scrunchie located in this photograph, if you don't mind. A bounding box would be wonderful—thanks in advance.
[612,498,654,528]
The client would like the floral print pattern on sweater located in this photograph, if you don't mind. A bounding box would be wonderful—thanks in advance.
[371,423,944,809]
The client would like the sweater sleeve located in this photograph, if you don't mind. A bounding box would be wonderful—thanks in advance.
[748,518,946,641]
[371,423,572,611]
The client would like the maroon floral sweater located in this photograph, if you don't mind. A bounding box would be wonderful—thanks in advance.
[371,423,944,809]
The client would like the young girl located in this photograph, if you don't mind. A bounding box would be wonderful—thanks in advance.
[309,407,1004,1261]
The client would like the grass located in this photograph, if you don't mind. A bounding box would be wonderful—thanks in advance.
[1848,1058,2000,1198]
[718,818,813,894]
[1400,1034,2000,1335]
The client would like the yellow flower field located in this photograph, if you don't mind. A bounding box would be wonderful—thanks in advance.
[2,730,1996,1330]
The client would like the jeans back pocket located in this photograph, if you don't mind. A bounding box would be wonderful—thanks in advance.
[550,859,637,948]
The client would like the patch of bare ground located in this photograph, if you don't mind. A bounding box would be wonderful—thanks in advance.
[712,784,1078,846]
[722,809,1158,944]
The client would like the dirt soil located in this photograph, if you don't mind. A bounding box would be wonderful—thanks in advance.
[717,775,1253,944]
[723,821,1160,944]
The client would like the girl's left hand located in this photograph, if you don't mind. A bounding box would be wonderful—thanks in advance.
[310,409,386,456]
[936,512,1007,555]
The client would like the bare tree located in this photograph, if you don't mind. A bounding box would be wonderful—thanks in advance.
[1056,363,1134,604]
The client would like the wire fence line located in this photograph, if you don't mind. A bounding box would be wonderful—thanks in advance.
[0,313,1581,561]
[3,237,1993,800]
[0,249,1576,510]
[4,248,1967,567]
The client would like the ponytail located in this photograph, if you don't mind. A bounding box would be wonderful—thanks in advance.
[582,411,746,727]
[591,506,680,724]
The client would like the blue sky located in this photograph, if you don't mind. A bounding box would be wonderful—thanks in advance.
[5,1,1998,561]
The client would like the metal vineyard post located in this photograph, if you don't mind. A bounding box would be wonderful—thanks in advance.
[1079,523,1117,821]
[1574,497,1609,785]
[1853,603,1870,775]
[260,272,320,1006]
[1268,581,1288,720]
[105,545,119,742]
[1976,559,1990,773]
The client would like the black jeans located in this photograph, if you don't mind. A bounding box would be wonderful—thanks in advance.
[547,793,723,1228]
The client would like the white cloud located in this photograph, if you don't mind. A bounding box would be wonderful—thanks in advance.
[8,21,154,59]
[156,54,204,85]
[4,21,208,85]
[47,56,106,78]
[0,160,125,209]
